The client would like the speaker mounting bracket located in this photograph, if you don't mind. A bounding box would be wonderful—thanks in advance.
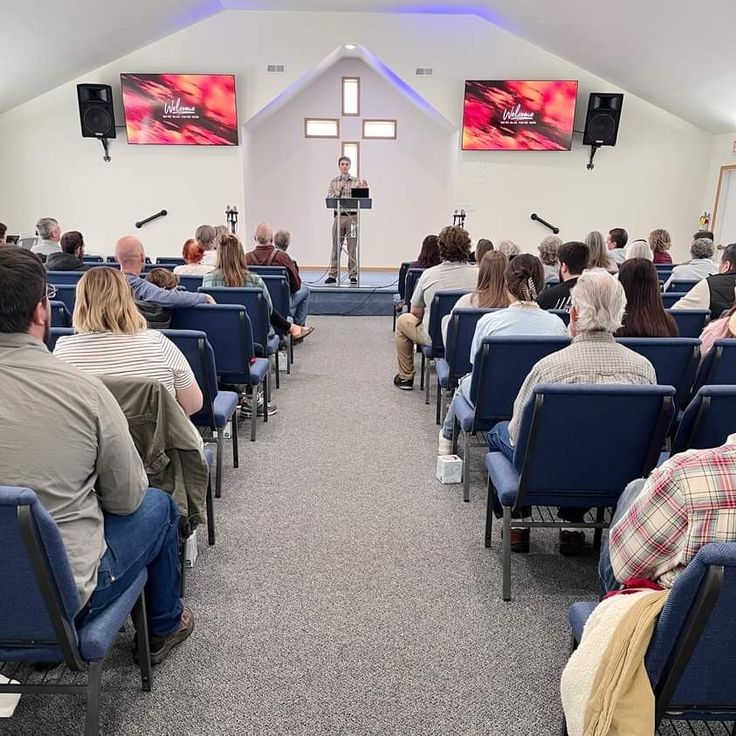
[586,144,600,171]
[99,137,111,163]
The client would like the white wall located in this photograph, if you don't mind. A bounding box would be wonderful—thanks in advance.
[704,132,736,243]
[0,10,713,264]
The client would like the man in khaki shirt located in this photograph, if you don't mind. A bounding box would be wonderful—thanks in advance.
[0,248,193,664]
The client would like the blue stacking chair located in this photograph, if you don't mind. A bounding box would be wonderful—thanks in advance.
[667,309,710,338]
[170,305,270,442]
[666,279,701,293]
[46,271,85,286]
[0,486,152,736]
[420,289,472,405]
[178,275,204,292]
[400,268,425,319]
[435,307,493,424]
[248,265,288,280]
[392,261,413,330]
[662,292,688,309]
[199,287,281,393]
[49,300,71,328]
[617,337,701,408]
[156,257,185,266]
[81,255,104,263]
[46,327,74,352]
[51,285,76,315]
[453,336,570,502]
[566,543,736,731]
[485,383,675,600]
[693,339,736,394]
[260,274,293,375]
[162,329,238,505]
[142,263,175,273]
[549,308,570,326]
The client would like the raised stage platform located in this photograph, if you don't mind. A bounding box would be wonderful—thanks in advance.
[300,268,398,316]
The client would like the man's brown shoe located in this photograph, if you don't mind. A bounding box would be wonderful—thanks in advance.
[509,527,530,553]
[147,606,195,665]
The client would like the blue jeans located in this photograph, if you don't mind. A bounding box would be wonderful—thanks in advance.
[598,478,647,595]
[290,284,310,326]
[80,488,183,638]
[441,374,471,440]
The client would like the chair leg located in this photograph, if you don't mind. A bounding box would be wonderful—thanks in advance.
[289,333,295,366]
[463,430,471,503]
[593,507,604,552]
[452,422,459,455]
[250,384,258,442]
[231,415,239,469]
[440,387,448,425]
[131,592,152,692]
[484,475,494,548]
[392,310,396,332]
[85,660,104,736]
[206,473,215,546]
[263,377,269,423]
[286,335,292,374]
[435,382,442,425]
[215,433,224,498]
[502,507,513,601]
[274,351,280,390]
[424,359,431,405]
[420,354,425,390]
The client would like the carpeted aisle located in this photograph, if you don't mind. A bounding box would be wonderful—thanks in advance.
[11,316,601,735]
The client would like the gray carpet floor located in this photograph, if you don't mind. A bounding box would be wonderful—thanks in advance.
[8,316,605,735]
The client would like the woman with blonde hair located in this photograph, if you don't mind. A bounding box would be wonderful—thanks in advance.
[53,267,203,415]
[649,228,673,264]
[585,230,617,271]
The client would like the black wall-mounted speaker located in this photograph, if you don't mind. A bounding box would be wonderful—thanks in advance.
[77,84,116,139]
[583,93,624,147]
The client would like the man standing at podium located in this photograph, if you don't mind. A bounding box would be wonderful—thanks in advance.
[325,155,366,284]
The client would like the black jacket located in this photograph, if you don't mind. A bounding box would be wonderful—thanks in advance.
[45,252,87,272]
[706,271,736,318]
[537,277,578,310]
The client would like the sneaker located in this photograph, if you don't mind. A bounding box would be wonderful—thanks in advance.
[559,530,585,556]
[324,276,337,284]
[393,374,414,390]
[145,607,195,666]
[350,277,358,284]
[240,397,278,417]
[438,430,453,455]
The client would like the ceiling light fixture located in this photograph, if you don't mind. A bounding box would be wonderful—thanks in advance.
[344,44,356,50]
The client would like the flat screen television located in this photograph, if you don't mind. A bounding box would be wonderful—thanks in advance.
[462,80,578,151]
[120,73,238,145]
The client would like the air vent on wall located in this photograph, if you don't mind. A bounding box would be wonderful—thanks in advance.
[267,64,286,74]
[415,67,433,76]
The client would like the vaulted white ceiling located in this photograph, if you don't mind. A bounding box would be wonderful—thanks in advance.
[2,0,734,132]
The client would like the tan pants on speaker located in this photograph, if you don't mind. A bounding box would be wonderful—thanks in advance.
[329,214,357,279]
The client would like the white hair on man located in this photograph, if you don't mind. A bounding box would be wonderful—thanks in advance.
[497,240,520,258]
[274,229,291,251]
[195,224,216,250]
[691,237,715,260]
[570,268,626,334]
[36,217,59,240]
[624,239,654,261]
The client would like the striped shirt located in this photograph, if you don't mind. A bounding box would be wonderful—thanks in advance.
[54,330,195,398]
[609,442,736,587]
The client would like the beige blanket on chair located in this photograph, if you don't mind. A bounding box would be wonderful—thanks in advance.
[561,589,669,736]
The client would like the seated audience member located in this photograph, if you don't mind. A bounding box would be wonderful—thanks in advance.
[650,228,673,264]
[393,226,477,390]
[693,229,714,241]
[599,434,736,593]
[410,235,441,269]
[537,241,589,311]
[624,238,654,261]
[0,248,193,663]
[469,238,494,264]
[616,258,678,338]
[174,239,215,276]
[203,233,313,342]
[662,237,718,291]
[31,216,62,260]
[0,222,8,243]
[115,235,213,307]
[246,223,310,327]
[45,230,88,271]
[439,254,567,452]
[54,268,203,416]
[538,235,563,283]
[274,229,291,253]
[146,267,179,291]
[585,230,617,270]
[488,270,656,554]
[497,240,520,260]
[606,227,629,265]
[672,242,736,315]
[699,300,736,355]
[196,224,218,267]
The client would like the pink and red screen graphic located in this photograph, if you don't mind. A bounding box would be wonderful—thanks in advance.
[121,74,238,146]
[462,80,578,151]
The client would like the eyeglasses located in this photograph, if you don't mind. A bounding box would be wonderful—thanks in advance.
[45,284,57,300]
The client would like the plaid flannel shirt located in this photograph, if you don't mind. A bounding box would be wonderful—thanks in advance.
[609,443,736,587]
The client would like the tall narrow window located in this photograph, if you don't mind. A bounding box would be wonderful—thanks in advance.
[341,142,359,178]
[362,119,397,139]
[304,118,339,138]
[342,77,360,116]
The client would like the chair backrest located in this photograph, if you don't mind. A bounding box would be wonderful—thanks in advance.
[46,327,74,352]
[444,308,495,381]
[18,236,39,250]
[142,262,175,273]
[178,275,204,292]
[667,309,710,338]
[259,275,291,337]
[156,257,185,265]
[46,271,85,287]
[199,287,270,352]
[666,279,700,293]
[170,305,256,384]
[161,329,218,430]
[645,543,736,719]
[81,255,104,263]
[49,300,71,328]
[403,268,425,305]
[53,284,77,314]
[397,261,412,299]
[616,337,701,408]
[512,384,675,509]
[248,265,288,280]
[427,290,472,354]
[549,309,570,326]
[106,256,151,263]
[662,292,688,309]
[693,338,736,393]
[469,336,570,431]
[0,486,83,666]
[672,385,736,454]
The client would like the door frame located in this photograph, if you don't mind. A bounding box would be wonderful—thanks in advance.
[712,164,736,239]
